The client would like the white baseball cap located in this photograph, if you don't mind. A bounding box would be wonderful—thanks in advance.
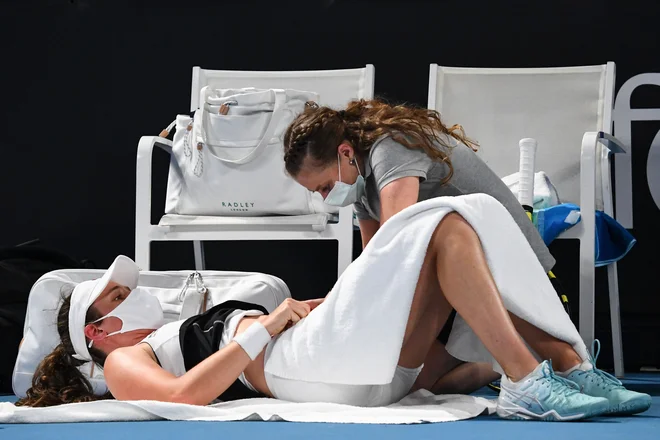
[68,255,140,361]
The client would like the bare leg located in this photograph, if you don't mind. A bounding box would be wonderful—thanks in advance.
[413,311,584,394]
[396,235,453,369]
[431,213,539,381]
[431,362,500,395]
[509,314,583,372]
[413,340,500,395]
[413,313,584,394]
[413,340,463,391]
[399,213,554,382]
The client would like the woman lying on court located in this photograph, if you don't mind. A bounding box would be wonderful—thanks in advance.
[18,200,650,421]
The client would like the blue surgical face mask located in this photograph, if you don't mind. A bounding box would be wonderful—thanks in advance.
[324,155,365,207]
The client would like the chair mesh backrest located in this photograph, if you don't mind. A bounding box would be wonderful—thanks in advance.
[191,66,374,110]
[429,65,610,206]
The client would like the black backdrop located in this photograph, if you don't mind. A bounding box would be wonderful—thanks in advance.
[2,0,659,371]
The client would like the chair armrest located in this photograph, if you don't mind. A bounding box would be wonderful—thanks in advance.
[580,132,599,219]
[138,136,173,158]
[597,132,627,154]
[579,131,627,217]
[579,130,626,267]
[136,136,173,230]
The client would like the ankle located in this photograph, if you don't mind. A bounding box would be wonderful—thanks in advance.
[505,361,540,383]
[556,359,592,376]
[555,356,586,374]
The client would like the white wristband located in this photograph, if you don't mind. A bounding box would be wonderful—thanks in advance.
[232,322,272,360]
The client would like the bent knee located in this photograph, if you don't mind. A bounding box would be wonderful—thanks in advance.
[432,212,480,251]
[441,212,471,228]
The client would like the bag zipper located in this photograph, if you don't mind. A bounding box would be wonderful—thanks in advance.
[177,273,194,301]
[178,271,208,302]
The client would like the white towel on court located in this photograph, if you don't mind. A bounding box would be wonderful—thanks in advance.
[264,193,589,385]
[0,391,494,424]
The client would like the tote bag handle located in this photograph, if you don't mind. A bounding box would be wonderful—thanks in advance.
[193,89,288,166]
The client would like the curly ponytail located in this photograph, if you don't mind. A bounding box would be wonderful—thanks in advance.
[283,99,478,183]
[15,288,112,407]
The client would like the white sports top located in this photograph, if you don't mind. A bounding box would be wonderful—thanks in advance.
[140,310,264,392]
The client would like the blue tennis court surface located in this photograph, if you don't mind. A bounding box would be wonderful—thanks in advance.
[1,373,658,440]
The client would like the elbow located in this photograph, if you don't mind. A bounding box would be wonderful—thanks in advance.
[168,390,208,406]
[168,382,210,406]
[168,391,194,405]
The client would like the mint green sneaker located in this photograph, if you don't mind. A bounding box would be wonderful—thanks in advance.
[497,361,609,421]
[563,341,652,416]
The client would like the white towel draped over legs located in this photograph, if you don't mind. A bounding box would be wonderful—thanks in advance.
[264,194,589,385]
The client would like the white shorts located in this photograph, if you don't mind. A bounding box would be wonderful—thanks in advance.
[264,338,422,407]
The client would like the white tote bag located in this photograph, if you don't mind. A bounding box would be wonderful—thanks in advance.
[165,87,324,216]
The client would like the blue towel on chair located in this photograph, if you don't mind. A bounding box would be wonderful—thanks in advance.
[535,203,581,245]
[594,210,636,267]
[534,204,636,267]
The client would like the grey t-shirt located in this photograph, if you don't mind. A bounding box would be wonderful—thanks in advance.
[354,135,556,272]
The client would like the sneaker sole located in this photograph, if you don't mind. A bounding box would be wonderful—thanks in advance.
[497,402,588,422]
[606,398,652,416]
[497,397,611,422]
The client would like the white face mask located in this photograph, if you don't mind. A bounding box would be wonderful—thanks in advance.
[324,155,365,207]
[89,287,164,347]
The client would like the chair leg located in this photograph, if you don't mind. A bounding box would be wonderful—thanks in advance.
[193,241,206,271]
[607,261,625,378]
[579,238,596,351]
[135,238,151,271]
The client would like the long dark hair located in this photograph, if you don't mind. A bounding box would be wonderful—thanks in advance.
[15,286,113,407]
[282,99,478,181]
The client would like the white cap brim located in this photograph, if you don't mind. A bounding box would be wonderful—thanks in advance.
[69,255,140,361]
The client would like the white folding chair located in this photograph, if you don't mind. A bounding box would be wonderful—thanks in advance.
[428,62,627,377]
[136,65,375,278]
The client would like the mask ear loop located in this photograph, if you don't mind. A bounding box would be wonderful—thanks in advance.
[86,327,98,378]
[337,154,342,182]
[347,152,362,178]
[87,326,105,348]
[87,308,114,349]
[87,321,98,348]
[87,312,109,349]
[350,157,362,176]
[87,328,98,377]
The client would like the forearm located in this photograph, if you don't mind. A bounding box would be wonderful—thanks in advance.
[358,218,379,249]
[362,234,372,250]
[172,342,253,405]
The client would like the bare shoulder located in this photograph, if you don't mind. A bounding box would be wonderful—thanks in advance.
[104,345,156,380]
